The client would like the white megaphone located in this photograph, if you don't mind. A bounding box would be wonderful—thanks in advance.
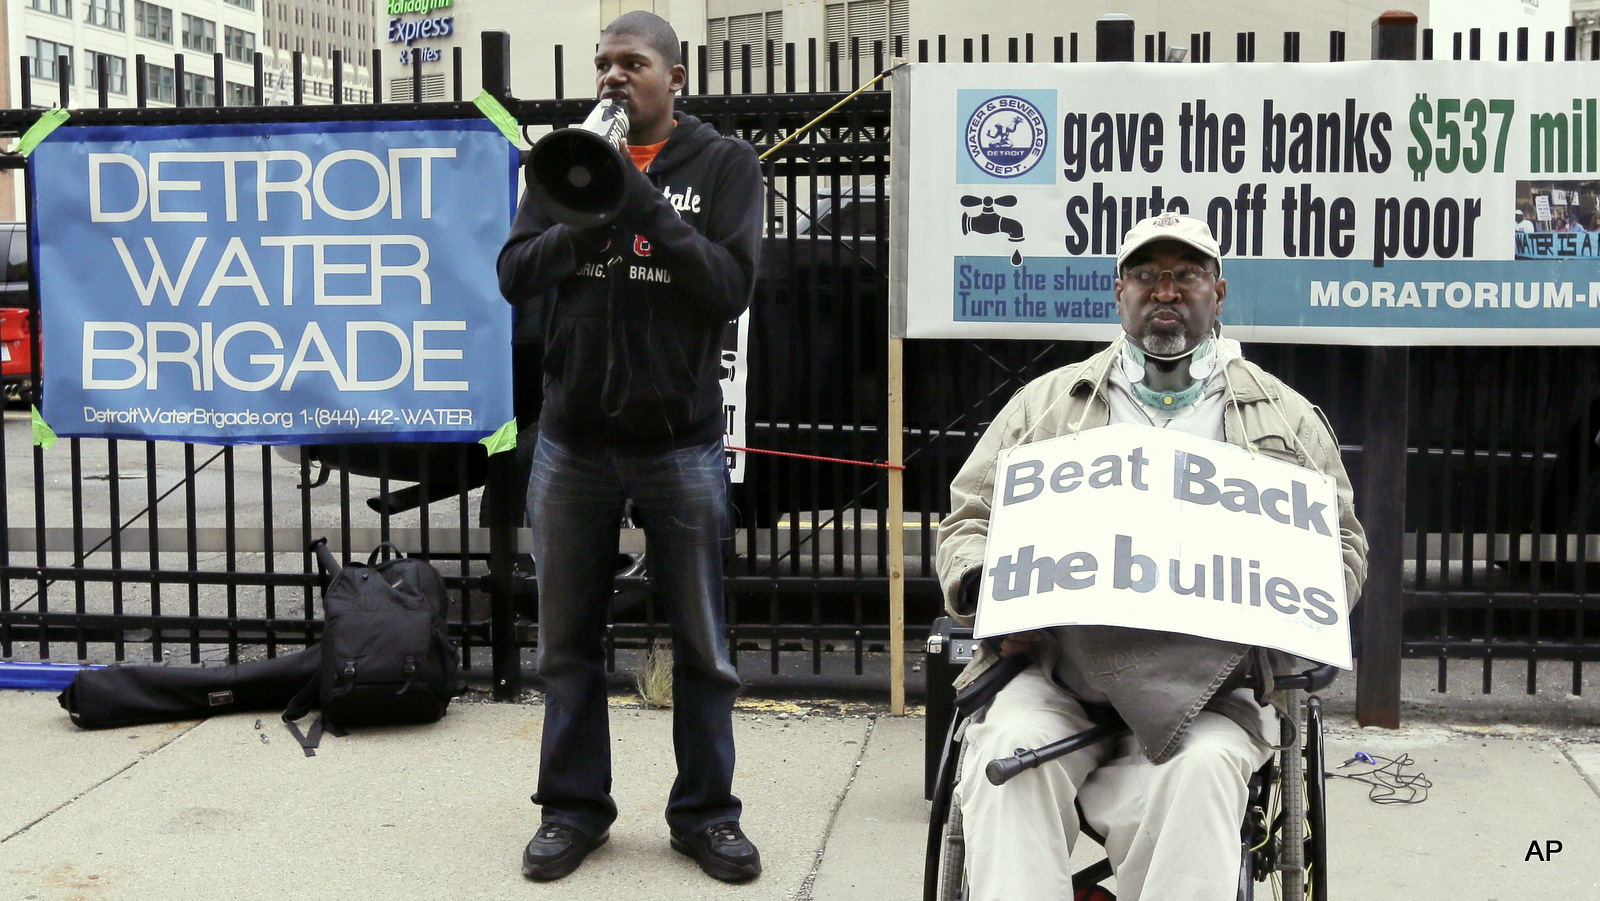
[524,99,639,229]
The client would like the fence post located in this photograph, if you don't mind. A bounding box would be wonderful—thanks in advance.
[1356,10,1417,730]
[483,30,513,99]
[1371,9,1418,61]
[1096,14,1136,62]
[486,452,522,701]
[481,29,521,701]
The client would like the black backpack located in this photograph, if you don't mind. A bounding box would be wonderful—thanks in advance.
[284,539,460,756]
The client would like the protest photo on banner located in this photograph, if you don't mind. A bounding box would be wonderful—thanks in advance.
[974,423,1353,669]
[28,119,518,445]
[892,60,1600,346]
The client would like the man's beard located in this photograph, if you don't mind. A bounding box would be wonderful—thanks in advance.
[1139,330,1189,357]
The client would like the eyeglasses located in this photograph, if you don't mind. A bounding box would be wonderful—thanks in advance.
[1121,264,1216,288]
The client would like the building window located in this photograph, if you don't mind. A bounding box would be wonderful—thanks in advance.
[27,38,73,83]
[224,26,254,63]
[182,15,216,53]
[182,71,214,105]
[824,0,908,54]
[85,50,127,93]
[85,0,124,30]
[28,0,72,18]
[226,81,255,105]
[707,11,783,69]
[223,0,253,9]
[134,1,173,43]
[143,61,174,102]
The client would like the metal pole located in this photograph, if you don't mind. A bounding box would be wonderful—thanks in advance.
[487,452,521,701]
[482,28,521,701]
[888,335,906,715]
[1371,9,1418,61]
[1357,10,1417,730]
[1095,14,1135,62]
[482,30,512,99]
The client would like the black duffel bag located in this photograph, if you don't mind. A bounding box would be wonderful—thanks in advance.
[59,646,320,729]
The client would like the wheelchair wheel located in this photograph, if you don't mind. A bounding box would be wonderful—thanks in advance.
[1264,688,1327,901]
[1306,696,1328,899]
[932,742,970,901]
[1277,688,1307,897]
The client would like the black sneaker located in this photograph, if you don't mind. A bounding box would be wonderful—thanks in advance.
[670,821,762,882]
[521,822,608,881]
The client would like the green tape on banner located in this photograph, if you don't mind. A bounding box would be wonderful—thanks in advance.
[16,108,69,158]
[31,406,56,450]
[473,91,522,146]
[479,418,518,455]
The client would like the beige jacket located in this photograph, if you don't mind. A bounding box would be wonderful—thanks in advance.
[936,340,1369,761]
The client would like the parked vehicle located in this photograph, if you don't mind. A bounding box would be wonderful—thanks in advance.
[751,183,886,423]
[739,183,896,524]
[0,222,34,401]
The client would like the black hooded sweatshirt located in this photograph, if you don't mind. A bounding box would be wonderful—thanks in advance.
[497,112,763,452]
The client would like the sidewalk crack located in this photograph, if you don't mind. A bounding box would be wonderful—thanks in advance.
[1,720,202,844]
[793,715,878,901]
[1557,742,1600,802]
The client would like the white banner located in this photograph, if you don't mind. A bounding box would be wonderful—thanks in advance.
[974,423,1352,669]
[890,60,1600,345]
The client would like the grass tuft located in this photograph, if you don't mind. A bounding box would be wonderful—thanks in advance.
[635,639,673,708]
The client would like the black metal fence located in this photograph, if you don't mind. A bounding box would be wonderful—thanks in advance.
[1,17,1599,723]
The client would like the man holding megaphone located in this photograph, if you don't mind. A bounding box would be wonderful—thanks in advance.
[497,9,764,887]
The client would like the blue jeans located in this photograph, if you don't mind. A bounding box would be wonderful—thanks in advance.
[527,433,742,837]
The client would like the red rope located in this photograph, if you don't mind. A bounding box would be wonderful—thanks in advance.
[726,445,906,471]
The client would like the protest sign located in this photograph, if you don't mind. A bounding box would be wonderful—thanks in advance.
[974,422,1352,668]
[30,119,517,445]
[891,60,1600,345]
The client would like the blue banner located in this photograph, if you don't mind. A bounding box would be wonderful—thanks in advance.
[949,253,1600,341]
[1515,230,1600,259]
[953,255,1117,323]
[29,119,517,444]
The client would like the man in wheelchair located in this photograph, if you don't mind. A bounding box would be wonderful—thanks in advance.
[934,214,1368,901]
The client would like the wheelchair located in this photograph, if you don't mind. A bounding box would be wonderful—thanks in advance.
[923,624,1334,901]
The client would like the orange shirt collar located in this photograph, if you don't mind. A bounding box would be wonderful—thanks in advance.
[627,122,675,171]
[628,140,668,172]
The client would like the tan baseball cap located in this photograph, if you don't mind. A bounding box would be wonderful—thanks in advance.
[1115,213,1223,273]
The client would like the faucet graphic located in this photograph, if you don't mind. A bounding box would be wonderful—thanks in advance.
[960,195,1025,242]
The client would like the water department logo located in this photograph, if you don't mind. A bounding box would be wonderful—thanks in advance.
[955,89,1055,185]
[965,95,1048,179]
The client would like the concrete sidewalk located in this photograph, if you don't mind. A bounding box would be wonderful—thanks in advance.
[3,684,1600,900]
